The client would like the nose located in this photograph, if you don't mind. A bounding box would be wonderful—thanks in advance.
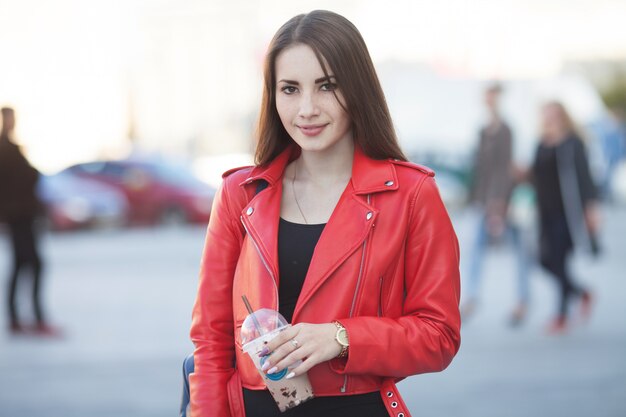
[297,92,320,119]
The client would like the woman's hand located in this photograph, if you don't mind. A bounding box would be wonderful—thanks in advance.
[258,323,342,379]
[511,164,530,184]
[585,202,601,234]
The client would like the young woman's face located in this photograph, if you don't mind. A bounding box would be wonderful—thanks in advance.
[274,44,353,154]
[541,104,567,143]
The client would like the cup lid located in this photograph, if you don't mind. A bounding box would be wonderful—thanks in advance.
[240,308,288,345]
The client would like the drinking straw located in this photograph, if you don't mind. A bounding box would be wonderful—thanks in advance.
[242,295,264,336]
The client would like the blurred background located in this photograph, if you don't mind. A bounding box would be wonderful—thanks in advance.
[1,0,625,416]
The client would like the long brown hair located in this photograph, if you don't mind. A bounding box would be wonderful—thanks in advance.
[254,10,407,165]
[542,100,587,143]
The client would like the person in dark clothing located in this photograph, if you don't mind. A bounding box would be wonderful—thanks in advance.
[532,101,599,334]
[0,107,55,336]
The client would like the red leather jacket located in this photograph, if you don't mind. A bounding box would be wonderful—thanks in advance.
[190,145,461,416]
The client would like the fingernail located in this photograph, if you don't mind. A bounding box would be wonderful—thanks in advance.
[258,347,269,357]
[261,361,271,371]
[266,366,278,375]
[285,372,295,380]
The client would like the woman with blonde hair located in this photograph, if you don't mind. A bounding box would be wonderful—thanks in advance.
[532,101,599,333]
[188,10,461,416]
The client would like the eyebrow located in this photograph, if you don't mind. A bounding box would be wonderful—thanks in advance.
[277,75,336,85]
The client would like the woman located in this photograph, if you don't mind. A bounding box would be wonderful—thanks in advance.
[532,101,599,333]
[189,10,461,417]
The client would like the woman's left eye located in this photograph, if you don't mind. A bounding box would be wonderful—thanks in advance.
[320,83,337,91]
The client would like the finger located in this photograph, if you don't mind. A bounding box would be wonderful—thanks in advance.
[261,326,298,355]
[261,335,305,371]
[266,345,312,376]
[285,354,320,379]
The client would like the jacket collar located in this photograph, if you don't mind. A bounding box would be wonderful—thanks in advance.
[240,144,399,194]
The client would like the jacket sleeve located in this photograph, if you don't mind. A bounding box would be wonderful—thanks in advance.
[335,176,461,377]
[189,177,244,417]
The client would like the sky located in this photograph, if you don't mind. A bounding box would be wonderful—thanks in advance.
[1,0,625,173]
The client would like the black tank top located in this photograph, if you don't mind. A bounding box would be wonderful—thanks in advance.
[277,217,325,323]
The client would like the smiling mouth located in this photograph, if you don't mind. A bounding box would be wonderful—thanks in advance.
[298,124,327,137]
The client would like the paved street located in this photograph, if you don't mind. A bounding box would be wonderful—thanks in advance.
[1,206,625,417]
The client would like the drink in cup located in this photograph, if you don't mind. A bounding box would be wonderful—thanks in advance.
[241,308,315,412]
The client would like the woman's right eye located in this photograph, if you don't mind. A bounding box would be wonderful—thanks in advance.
[281,86,297,94]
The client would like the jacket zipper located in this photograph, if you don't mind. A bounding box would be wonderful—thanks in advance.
[240,216,279,308]
[377,276,384,317]
[340,194,371,393]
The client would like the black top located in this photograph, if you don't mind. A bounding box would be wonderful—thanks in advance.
[533,141,566,218]
[243,218,389,417]
[277,217,325,323]
[532,134,598,221]
[243,388,388,417]
[0,136,41,221]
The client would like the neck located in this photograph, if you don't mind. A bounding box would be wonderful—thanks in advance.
[554,129,570,142]
[489,111,500,126]
[296,139,354,186]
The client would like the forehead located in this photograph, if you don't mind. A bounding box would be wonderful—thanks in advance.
[485,89,500,98]
[275,43,330,79]
[543,105,560,116]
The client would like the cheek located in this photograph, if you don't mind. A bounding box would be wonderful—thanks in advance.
[275,98,295,126]
[333,105,351,129]
[323,96,349,124]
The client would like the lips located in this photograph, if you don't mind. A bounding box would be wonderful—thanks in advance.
[298,124,327,137]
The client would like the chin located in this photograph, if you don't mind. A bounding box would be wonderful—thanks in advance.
[292,136,331,152]
[298,141,333,153]
[292,133,352,154]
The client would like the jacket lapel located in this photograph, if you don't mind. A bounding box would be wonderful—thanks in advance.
[238,145,399,319]
[294,184,378,312]
[239,147,295,289]
[293,147,398,317]
[241,180,283,287]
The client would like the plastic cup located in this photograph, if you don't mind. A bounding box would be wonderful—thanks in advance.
[241,309,314,412]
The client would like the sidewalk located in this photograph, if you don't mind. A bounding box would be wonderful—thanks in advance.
[1,207,625,416]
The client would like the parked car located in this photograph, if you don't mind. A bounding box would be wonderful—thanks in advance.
[63,158,216,225]
[37,172,129,231]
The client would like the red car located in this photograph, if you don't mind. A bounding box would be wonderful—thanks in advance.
[37,171,129,231]
[64,159,215,226]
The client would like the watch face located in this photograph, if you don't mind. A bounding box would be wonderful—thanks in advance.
[338,328,349,346]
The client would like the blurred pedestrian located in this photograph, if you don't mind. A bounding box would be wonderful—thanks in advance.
[0,107,57,336]
[589,109,626,202]
[532,101,599,333]
[462,83,530,326]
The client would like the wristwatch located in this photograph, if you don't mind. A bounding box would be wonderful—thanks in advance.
[332,321,349,358]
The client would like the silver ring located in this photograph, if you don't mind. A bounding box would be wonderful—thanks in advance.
[291,339,300,349]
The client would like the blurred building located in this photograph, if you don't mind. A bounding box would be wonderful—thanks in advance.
[1,0,626,176]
